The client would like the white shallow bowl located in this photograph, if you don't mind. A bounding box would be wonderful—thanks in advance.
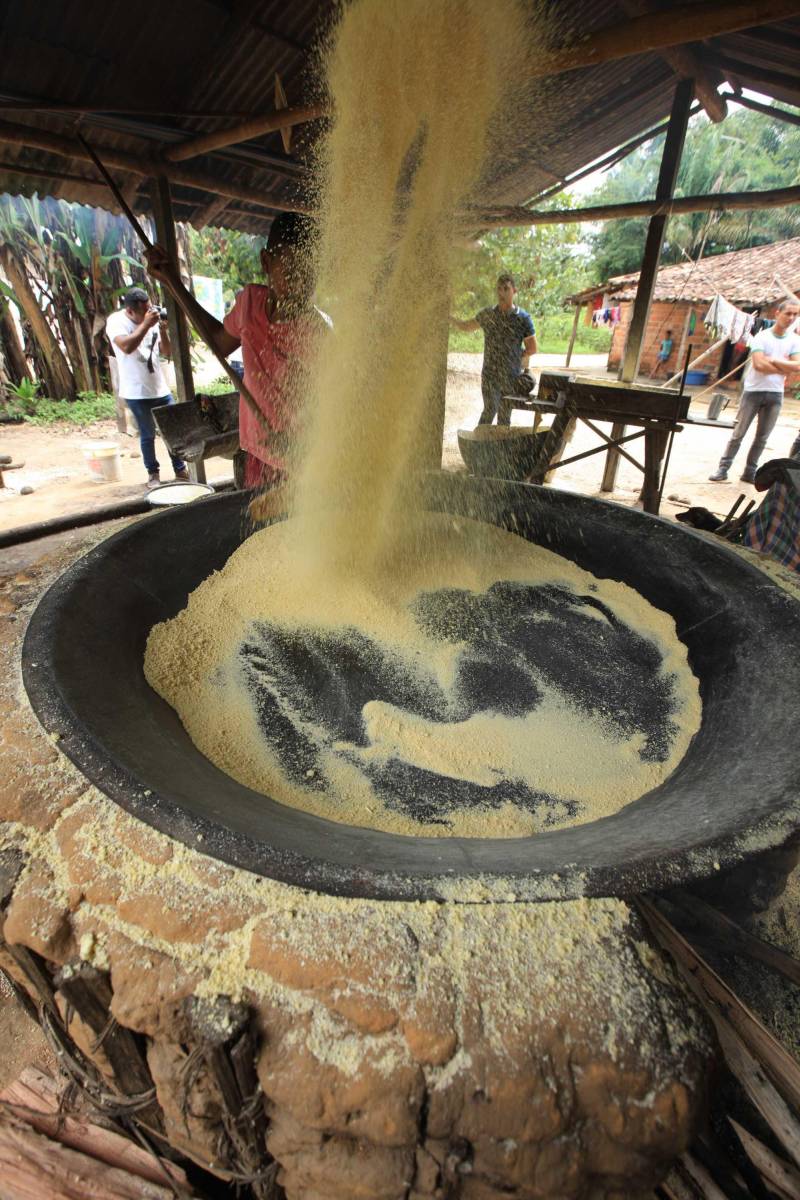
[147,482,215,506]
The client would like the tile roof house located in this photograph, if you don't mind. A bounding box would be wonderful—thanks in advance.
[570,237,800,380]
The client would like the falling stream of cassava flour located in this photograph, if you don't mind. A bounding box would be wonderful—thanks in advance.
[289,0,532,573]
[145,0,703,838]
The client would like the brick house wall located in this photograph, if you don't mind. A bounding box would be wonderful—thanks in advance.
[606,299,785,381]
[607,300,725,378]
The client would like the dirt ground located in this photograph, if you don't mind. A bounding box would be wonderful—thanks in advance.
[1,352,799,534]
[0,975,56,1092]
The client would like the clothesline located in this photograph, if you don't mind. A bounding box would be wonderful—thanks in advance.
[704,294,755,344]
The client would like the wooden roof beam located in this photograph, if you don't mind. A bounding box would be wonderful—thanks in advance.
[472,183,800,228]
[190,195,232,230]
[0,119,310,215]
[163,103,326,164]
[728,90,800,127]
[660,45,728,122]
[700,49,800,102]
[619,0,727,122]
[535,0,800,76]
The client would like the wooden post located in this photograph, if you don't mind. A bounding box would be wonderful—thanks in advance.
[621,77,693,382]
[602,76,693,493]
[150,175,194,406]
[671,305,694,389]
[565,303,581,367]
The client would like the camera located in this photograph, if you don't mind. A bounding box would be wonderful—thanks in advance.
[153,306,168,320]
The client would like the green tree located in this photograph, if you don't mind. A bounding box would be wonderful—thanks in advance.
[588,106,800,281]
[452,196,591,319]
[188,226,267,307]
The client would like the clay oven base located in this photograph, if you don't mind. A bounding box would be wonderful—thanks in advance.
[0,533,713,1199]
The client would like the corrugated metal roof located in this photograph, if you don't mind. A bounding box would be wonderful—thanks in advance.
[0,2,798,234]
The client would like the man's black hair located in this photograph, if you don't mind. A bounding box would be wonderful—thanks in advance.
[266,211,317,255]
[122,287,149,307]
[497,272,516,288]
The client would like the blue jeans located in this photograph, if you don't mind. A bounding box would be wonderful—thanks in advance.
[125,394,185,476]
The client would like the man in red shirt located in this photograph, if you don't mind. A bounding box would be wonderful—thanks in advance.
[145,212,325,490]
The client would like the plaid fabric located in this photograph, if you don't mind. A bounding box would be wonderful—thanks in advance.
[741,466,800,573]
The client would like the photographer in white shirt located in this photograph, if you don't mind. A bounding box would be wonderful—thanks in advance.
[106,288,189,488]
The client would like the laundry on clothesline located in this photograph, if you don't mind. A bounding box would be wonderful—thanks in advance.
[704,294,756,343]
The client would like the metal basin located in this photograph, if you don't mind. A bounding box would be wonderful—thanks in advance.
[22,476,800,901]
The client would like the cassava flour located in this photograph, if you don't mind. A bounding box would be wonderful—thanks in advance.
[145,513,702,838]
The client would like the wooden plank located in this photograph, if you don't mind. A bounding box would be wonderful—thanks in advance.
[581,416,646,473]
[678,1151,733,1199]
[668,890,800,988]
[730,1118,800,1199]
[544,426,646,474]
[639,900,800,1136]
[716,1020,800,1171]
[565,303,581,367]
[0,1112,179,1200]
[538,374,690,420]
[0,1067,189,1192]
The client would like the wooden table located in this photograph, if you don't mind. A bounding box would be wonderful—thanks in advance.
[508,373,732,516]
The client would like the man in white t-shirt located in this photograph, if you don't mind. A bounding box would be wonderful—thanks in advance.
[106,288,188,488]
[709,298,800,484]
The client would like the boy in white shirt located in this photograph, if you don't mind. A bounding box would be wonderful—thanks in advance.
[709,299,800,484]
[106,288,189,488]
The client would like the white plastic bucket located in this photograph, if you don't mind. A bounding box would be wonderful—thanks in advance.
[81,441,122,483]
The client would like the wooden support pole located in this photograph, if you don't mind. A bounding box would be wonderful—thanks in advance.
[471,183,800,229]
[600,421,627,492]
[150,176,194,406]
[669,306,694,391]
[603,77,693,492]
[621,77,694,384]
[565,303,581,367]
[728,90,800,127]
